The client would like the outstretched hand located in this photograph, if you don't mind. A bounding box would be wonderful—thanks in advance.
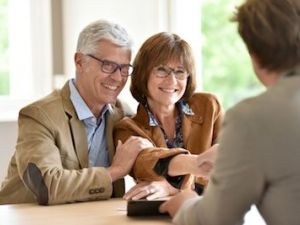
[196,144,219,177]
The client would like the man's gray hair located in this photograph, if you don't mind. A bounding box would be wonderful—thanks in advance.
[76,19,133,54]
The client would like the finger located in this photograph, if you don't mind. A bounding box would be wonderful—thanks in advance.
[132,189,149,200]
[124,182,149,200]
[146,191,161,200]
[199,162,213,171]
[123,183,141,199]
[124,187,140,200]
[159,201,168,213]
[211,143,219,150]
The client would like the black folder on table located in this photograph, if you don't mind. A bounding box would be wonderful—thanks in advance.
[127,199,169,216]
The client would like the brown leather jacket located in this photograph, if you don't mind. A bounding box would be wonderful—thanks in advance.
[113,92,223,189]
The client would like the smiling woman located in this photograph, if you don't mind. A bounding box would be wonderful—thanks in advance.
[113,32,223,201]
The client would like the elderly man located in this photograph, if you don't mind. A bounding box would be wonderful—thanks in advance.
[0,19,151,205]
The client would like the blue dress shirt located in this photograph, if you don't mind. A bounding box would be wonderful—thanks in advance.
[69,79,110,167]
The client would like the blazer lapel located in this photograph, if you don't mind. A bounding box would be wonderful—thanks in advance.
[183,114,204,148]
[61,82,89,168]
[106,104,122,164]
[69,117,89,168]
[106,112,115,164]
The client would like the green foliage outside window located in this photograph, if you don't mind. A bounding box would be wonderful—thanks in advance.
[0,0,9,95]
[202,0,263,109]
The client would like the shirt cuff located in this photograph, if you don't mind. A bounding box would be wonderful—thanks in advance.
[153,154,187,189]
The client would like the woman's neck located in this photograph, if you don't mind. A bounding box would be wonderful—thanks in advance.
[147,99,177,140]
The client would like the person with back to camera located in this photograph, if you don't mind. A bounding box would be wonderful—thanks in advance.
[160,0,300,224]
[0,19,152,205]
[113,32,223,200]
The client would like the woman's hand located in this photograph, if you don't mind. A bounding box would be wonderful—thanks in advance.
[123,180,179,200]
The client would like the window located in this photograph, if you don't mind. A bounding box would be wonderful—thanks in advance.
[201,0,263,109]
[0,0,9,95]
[169,0,262,110]
[0,0,52,121]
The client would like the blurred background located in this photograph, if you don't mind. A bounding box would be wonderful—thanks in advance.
[0,0,262,182]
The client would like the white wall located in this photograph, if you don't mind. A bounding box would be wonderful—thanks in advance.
[0,121,18,182]
[62,0,168,77]
[61,0,170,109]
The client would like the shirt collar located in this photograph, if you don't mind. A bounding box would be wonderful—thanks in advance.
[145,99,194,127]
[178,100,195,116]
[69,79,108,122]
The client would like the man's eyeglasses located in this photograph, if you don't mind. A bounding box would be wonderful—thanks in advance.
[153,66,189,80]
[86,54,133,77]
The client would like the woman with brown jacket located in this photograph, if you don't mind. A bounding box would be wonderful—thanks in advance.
[113,32,223,200]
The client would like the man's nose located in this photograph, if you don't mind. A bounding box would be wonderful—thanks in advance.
[110,68,123,81]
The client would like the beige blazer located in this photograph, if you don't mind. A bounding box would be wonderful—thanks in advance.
[174,75,300,225]
[0,81,127,205]
[114,93,223,188]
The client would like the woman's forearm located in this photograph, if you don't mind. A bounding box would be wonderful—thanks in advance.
[168,154,198,176]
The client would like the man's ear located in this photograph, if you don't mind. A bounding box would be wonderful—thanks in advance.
[74,52,85,73]
[74,52,82,67]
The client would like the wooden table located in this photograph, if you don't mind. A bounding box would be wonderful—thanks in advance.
[0,198,266,225]
[0,199,171,225]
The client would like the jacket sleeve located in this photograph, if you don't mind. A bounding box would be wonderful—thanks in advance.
[174,106,264,225]
[15,106,113,205]
[113,118,194,189]
[211,95,224,144]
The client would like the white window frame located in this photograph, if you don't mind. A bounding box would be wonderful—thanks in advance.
[0,0,52,121]
[168,0,202,90]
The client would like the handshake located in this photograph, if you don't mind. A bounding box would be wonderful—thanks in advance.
[195,144,219,177]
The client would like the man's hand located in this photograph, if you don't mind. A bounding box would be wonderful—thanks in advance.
[124,180,179,200]
[168,144,218,177]
[196,144,218,177]
[159,189,198,217]
[108,136,153,181]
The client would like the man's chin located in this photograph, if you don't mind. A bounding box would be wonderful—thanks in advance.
[105,97,118,104]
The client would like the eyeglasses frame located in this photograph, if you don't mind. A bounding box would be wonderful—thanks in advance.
[86,54,132,77]
[153,65,189,80]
